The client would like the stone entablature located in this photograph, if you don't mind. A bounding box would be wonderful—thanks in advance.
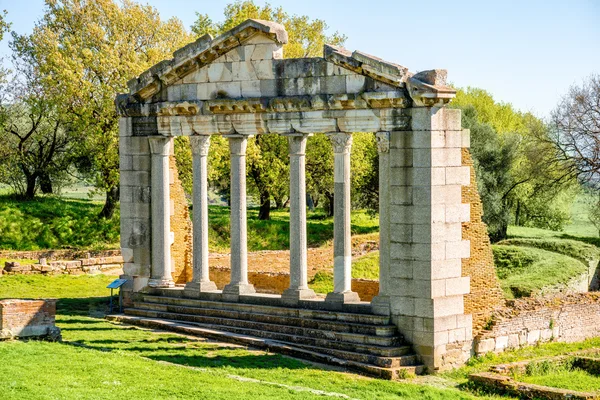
[117,18,473,371]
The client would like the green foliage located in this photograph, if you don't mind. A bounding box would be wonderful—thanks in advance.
[453,88,577,240]
[192,0,346,58]
[492,245,587,298]
[0,196,119,250]
[13,0,192,217]
[462,106,518,241]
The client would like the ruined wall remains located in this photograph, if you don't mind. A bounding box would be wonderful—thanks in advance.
[461,148,505,333]
[474,293,600,355]
[169,156,193,284]
[0,299,59,340]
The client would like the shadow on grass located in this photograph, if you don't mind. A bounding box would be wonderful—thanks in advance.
[147,353,311,370]
[560,234,600,248]
[57,296,114,317]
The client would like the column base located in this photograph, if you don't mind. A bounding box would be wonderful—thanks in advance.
[281,288,316,306]
[148,278,175,288]
[325,291,360,307]
[184,280,218,294]
[222,283,255,301]
[370,295,391,316]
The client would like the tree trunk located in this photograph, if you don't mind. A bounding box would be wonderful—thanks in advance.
[325,192,334,217]
[274,196,286,209]
[258,192,271,220]
[39,172,53,194]
[99,186,119,219]
[24,174,37,200]
[514,201,521,226]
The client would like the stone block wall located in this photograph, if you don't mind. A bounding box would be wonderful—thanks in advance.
[474,293,600,355]
[461,148,505,333]
[0,299,58,339]
[387,107,473,371]
[2,256,124,275]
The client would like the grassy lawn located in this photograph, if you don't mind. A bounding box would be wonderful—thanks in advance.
[0,274,487,400]
[492,245,587,298]
[0,196,120,251]
[208,206,379,252]
[510,359,600,393]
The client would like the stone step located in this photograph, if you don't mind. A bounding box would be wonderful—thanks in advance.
[142,295,391,325]
[106,314,425,379]
[125,307,401,348]
[133,301,398,337]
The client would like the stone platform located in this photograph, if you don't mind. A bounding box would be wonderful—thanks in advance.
[108,289,425,379]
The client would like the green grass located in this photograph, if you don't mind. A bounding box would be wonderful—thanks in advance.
[518,368,600,393]
[496,238,600,263]
[0,196,120,251]
[444,337,600,382]
[0,258,37,266]
[492,245,587,298]
[0,274,485,400]
[307,252,380,294]
[208,206,379,252]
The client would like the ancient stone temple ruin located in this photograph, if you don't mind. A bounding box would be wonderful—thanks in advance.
[115,19,501,374]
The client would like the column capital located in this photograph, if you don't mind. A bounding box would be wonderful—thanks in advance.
[285,133,312,156]
[226,134,250,156]
[376,131,390,154]
[327,132,353,154]
[148,136,171,156]
[190,135,211,156]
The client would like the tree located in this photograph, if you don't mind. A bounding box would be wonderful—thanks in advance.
[453,88,578,241]
[13,0,191,217]
[190,0,347,220]
[549,74,600,186]
[0,84,72,199]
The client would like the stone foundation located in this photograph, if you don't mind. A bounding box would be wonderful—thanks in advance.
[0,299,60,340]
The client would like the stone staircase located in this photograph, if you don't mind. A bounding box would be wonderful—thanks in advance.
[107,294,425,379]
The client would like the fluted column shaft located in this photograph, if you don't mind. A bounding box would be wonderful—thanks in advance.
[185,135,217,293]
[223,134,255,298]
[282,134,316,304]
[148,137,174,288]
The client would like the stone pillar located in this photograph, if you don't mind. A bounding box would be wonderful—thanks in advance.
[371,131,391,315]
[388,107,472,371]
[185,135,217,293]
[223,134,256,298]
[148,137,175,288]
[325,132,360,304]
[282,134,316,304]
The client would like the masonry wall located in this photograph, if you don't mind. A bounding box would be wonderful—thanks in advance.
[474,293,600,355]
[2,256,123,275]
[461,148,505,334]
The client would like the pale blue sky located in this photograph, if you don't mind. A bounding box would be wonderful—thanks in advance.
[1,0,598,117]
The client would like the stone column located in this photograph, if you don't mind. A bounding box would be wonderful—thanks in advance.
[371,132,391,315]
[223,134,256,298]
[185,135,217,293]
[282,134,316,305]
[325,132,360,304]
[148,137,175,288]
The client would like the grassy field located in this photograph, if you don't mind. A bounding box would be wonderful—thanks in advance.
[207,206,379,252]
[0,196,120,251]
[508,359,600,393]
[0,274,489,400]
[492,245,588,298]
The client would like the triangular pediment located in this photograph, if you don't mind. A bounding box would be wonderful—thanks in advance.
[121,19,455,110]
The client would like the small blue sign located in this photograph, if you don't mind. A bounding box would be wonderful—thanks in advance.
[107,279,128,289]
